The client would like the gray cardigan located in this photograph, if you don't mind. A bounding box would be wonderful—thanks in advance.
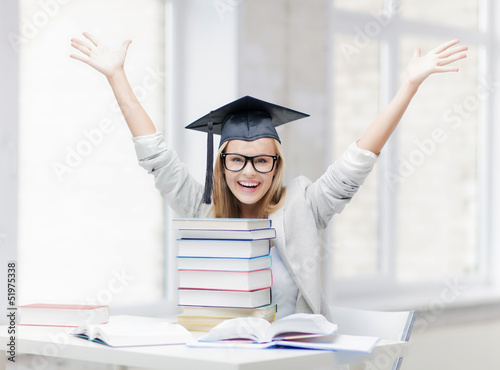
[133,132,378,321]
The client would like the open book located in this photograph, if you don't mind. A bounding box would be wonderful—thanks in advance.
[71,315,192,347]
[189,313,380,352]
[198,313,337,343]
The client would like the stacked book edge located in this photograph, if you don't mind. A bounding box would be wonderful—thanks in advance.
[174,218,276,331]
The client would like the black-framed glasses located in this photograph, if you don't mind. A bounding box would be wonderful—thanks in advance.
[221,153,279,173]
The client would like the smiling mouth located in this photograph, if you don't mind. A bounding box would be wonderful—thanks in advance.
[238,181,260,189]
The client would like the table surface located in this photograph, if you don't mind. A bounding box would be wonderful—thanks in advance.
[0,319,408,370]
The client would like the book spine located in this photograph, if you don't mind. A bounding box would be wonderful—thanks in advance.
[174,218,275,327]
[178,269,273,291]
[178,288,272,308]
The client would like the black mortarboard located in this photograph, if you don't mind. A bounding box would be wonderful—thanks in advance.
[185,96,309,204]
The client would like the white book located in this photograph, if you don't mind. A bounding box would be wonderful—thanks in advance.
[196,313,338,343]
[178,288,272,308]
[19,303,109,327]
[177,239,271,258]
[172,218,272,230]
[177,312,275,325]
[272,334,380,352]
[188,333,380,353]
[178,228,276,240]
[187,313,379,352]
[177,255,272,271]
[180,303,277,318]
[71,315,192,347]
[178,269,272,291]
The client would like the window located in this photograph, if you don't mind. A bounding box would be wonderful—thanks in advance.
[16,0,167,307]
[6,0,499,316]
[329,0,490,301]
[2,0,239,315]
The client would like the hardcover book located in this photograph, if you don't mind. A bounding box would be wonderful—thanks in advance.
[177,228,276,241]
[177,238,271,258]
[172,218,272,230]
[177,255,272,271]
[19,303,109,327]
[178,269,272,291]
[178,287,272,308]
[180,303,277,318]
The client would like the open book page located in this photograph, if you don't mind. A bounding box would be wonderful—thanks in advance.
[264,313,337,342]
[275,334,380,353]
[198,313,338,343]
[198,316,271,342]
[187,339,276,349]
[72,315,193,347]
[188,334,380,352]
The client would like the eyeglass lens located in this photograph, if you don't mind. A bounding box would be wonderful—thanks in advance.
[223,154,276,173]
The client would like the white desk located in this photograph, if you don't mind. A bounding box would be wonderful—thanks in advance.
[1,323,407,370]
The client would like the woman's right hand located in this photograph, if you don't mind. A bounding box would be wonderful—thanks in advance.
[70,32,131,79]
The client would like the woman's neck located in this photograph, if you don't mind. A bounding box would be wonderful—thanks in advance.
[239,202,261,219]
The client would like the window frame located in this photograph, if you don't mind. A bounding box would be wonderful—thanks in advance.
[2,0,240,318]
[326,0,500,308]
[5,0,500,319]
[2,0,174,317]
[0,0,19,325]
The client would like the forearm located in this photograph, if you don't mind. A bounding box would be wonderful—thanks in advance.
[107,68,157,137]
[133,133,204,217]
[307,142,378,229]
[356,81,419,155]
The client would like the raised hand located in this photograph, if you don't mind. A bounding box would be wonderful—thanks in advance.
[357,39,468,155]
[70,32,156,136]
[405,39,468,87]
[70,32,132,79]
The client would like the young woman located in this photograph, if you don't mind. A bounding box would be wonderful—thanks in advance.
[71,33,467,319]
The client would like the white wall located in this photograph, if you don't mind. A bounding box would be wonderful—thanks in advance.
[404,317,500,369]
[0,0,19,326]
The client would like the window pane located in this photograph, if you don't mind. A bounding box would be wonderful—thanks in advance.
[18,0,165,305]
[334,0,384,13]
[399,0,479,29]
[332,35,380,277]
[396,35,478,282]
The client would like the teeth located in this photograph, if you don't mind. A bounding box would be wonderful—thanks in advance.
[239,181,259,188]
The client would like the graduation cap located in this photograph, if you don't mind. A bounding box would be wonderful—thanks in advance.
[185,95,309,204]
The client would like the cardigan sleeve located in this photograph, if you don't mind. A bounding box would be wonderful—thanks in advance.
[132,131,205,218]
[305,141,378,229]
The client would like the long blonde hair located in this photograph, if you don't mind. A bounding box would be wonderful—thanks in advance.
[212,139,286,219]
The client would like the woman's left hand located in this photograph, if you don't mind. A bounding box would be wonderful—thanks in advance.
[405,39,468,88]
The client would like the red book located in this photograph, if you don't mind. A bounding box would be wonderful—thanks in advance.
[19,303,109,327]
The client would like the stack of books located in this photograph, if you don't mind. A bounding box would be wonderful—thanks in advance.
[174,218,277,332]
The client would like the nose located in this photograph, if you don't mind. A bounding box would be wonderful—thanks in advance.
[241,159,256,176]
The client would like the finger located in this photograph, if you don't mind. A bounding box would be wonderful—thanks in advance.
[71,38,94,52]
[437,52,467,66]
[413,48,421,58]
[430,39,460,54]
[434,66,460,73]
[439,45,468,59]
[69,53,90,65]
[83,31,99,47]
[70,41,91,57]
[121,39,132,52]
